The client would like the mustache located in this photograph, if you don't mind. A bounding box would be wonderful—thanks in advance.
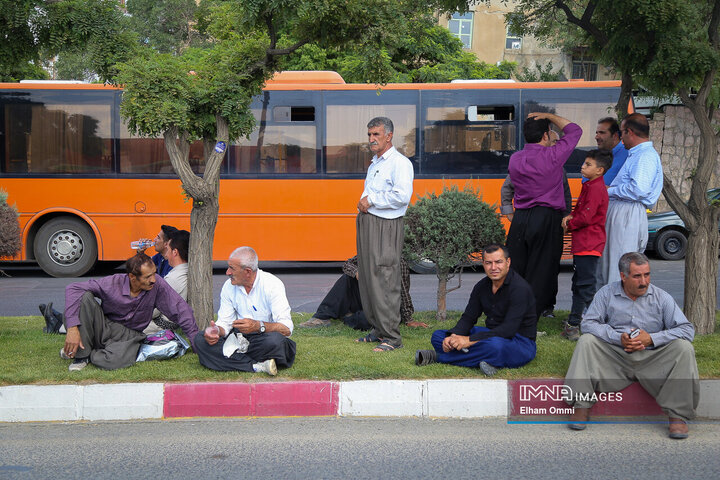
[369,141,378,145]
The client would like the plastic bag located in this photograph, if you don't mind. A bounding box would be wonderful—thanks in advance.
[136,329,189,362]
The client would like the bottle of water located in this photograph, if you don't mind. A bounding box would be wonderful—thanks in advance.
[130,239,154,251]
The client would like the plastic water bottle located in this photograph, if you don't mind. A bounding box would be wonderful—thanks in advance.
[205,325,219,336]
[130,239,154,251]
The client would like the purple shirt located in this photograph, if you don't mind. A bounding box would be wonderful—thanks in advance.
[64,274,199,349]
[508,123,582,211]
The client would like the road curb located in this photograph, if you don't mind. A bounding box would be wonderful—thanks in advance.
[2,380,719,423]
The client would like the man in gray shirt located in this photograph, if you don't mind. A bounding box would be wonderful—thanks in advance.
[564,252,699,439]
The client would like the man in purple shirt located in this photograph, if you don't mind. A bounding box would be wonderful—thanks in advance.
[507,112,582,318]
[60,253,198,371]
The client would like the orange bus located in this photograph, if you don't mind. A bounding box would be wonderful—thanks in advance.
[0,72,621,276]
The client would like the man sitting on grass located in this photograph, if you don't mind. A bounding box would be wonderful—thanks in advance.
[415,244,537,376]
[60,253,198,372]
[194,246,296,376]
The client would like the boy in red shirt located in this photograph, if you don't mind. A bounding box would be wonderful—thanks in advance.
[561,149,612,341]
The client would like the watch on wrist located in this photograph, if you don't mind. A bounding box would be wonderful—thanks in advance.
[259,321,266,333]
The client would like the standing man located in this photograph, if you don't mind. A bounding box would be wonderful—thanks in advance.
[194,247,296,375]
[597,113,663,286]
[60,253,198,371]
[507,112,582,318]
[355,117,414,352]
[564,252,698,439]
[594,117,628,186]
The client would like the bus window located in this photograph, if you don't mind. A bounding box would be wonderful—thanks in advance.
[273,106,315,122]
[2,100,112,174]
[118,121,209,175]
[423,105,516,175]
[229,125,317,175]
[325,104,416,174]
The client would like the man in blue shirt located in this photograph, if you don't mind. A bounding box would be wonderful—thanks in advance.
[594,117,628,186]
[597,114,663,286]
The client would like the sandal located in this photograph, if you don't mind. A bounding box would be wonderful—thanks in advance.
[355,333,380,343]
[373,342,402,352]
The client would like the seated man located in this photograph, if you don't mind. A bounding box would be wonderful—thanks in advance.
[298,256,427,330]
[415,244,537,376]
[151,224,178,278]
[144,229,190,334]
[564,252,699,439]
[60,253,198,372]
[194,246,296,376]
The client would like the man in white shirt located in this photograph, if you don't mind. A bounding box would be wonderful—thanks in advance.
[194,246,295,375]
[355,117,414,352]
[144,229,190,334]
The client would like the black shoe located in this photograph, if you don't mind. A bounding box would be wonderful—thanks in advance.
[479,361,498,376]
[415,349,437,366]
[540,308,555,318]
[42,302,63,334]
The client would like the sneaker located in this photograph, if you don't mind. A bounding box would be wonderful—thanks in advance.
[68,358,89,372]
[254,358,277,376]
[562,322,581,341]
[479,361,498,377]
[298,317,332,328]
[540,309,555,318]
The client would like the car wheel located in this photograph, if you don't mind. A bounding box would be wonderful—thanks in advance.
[34,217,98,277]
[408,259,437,274]
[655,229,687,260]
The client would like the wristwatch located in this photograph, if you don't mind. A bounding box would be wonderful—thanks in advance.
[259,321,266,333]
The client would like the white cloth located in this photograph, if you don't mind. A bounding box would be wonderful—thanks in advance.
[145,262,189,334]
[216,269,293,336]
[608,141,663,209]
[361,146,414,219]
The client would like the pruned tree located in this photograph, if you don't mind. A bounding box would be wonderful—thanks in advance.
[507,0,720,334]
[404,186,506,322]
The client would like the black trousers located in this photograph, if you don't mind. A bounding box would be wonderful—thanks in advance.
[194,331,296,372]
[568,255,599,326]
[506,206,564,317]
[313,274,371,330]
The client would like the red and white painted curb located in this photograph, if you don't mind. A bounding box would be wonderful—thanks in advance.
[1,380,719,423]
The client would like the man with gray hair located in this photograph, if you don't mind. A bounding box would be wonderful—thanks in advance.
[194,247,296,375]
[564,252,699,439]
[355,116,414,352]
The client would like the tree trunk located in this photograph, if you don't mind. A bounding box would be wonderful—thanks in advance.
[187,194,219,330]
[683,220,719,335]
[436,270,448,322]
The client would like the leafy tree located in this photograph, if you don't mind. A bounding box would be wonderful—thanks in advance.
[0,0,137,82]
[0,189,21,259]
[404,186,506,322]
[125,0,207,55]
[515,61,566,82]
[507,0,720,334]
[282,10,517,83]
[118,0,475,328]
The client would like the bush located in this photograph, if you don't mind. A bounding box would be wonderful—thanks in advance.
[404,185,506,321]
[0,189,21,258]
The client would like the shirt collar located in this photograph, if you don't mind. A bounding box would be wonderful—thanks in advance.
[121,274,132,297]
[372,146,397,163]
[612,280,655,300]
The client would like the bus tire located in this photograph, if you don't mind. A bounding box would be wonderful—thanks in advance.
[408,259,437,274]
[34,217,98,277]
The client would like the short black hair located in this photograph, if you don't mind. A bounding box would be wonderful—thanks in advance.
[482,244,510,259]
[523,116,551,144]
[126,252,154,277]
[160,224,178,241]
[598,117,620,137]
[585,149,613,174]
[167,229,189,262]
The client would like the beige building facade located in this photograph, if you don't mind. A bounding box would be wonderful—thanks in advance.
[437,1,616,81]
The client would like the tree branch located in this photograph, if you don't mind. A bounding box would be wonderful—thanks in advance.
[203,114,229,186]
[164,128,207,200]
[554,0,608,46]
[662,177,696,231]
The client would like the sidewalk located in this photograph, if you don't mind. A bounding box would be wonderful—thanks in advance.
[2,379,719,422]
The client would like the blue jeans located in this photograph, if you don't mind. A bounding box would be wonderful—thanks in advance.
[430,327,536,368]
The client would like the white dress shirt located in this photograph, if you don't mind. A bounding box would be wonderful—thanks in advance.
[361,146,414,218]
[216,269,293,336]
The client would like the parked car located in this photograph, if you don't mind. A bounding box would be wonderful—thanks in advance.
[646,188,720,260]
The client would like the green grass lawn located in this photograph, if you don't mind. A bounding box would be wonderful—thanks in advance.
[2,311,719,385]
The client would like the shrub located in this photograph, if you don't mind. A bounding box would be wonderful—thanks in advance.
[0,189,21,259]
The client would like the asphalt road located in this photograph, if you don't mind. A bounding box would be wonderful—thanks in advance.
[1,417,719,479]
[0,257,709,318]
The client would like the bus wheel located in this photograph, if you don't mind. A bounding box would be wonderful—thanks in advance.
[34,217,97,277]
[409,259,437,274]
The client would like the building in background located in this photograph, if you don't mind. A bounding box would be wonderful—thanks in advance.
[437,1,616,81]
